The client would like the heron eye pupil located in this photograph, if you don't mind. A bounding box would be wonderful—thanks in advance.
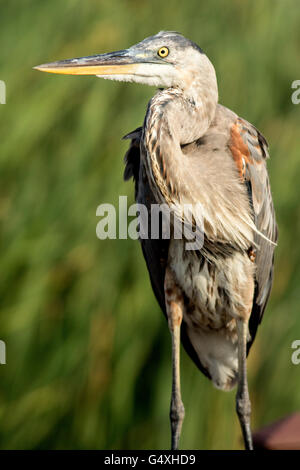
[158,47,169,58]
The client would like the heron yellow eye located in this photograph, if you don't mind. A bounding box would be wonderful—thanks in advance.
[157,47,169,58]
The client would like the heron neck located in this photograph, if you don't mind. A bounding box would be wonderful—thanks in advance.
[144,84,218,203]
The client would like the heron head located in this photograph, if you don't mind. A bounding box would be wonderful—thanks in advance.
[34,31,217,92]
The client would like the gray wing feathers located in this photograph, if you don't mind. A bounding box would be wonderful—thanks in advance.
[238,119,277,346]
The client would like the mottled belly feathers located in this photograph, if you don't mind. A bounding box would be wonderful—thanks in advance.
[168,239,255,390]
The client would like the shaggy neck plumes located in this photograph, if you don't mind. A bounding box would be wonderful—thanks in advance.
[143,69,218,205]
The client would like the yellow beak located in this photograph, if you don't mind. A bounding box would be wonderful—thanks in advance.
[34,49,140,76]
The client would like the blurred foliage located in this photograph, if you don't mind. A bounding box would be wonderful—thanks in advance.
[0,0,299,450]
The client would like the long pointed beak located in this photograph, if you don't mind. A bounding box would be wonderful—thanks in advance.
[34,49,141,76]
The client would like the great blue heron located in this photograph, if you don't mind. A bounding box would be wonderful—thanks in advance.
[35,31,277,450]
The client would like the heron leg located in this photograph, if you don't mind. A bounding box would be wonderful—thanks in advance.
[164,267,185,450]
[236,318,253,450]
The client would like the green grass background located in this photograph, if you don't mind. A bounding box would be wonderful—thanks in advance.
[0,0,300,449]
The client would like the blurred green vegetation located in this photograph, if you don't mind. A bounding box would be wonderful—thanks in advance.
[0,0,299,450]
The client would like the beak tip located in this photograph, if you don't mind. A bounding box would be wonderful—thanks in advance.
[33,64,45,72]
[33,63,60,74]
